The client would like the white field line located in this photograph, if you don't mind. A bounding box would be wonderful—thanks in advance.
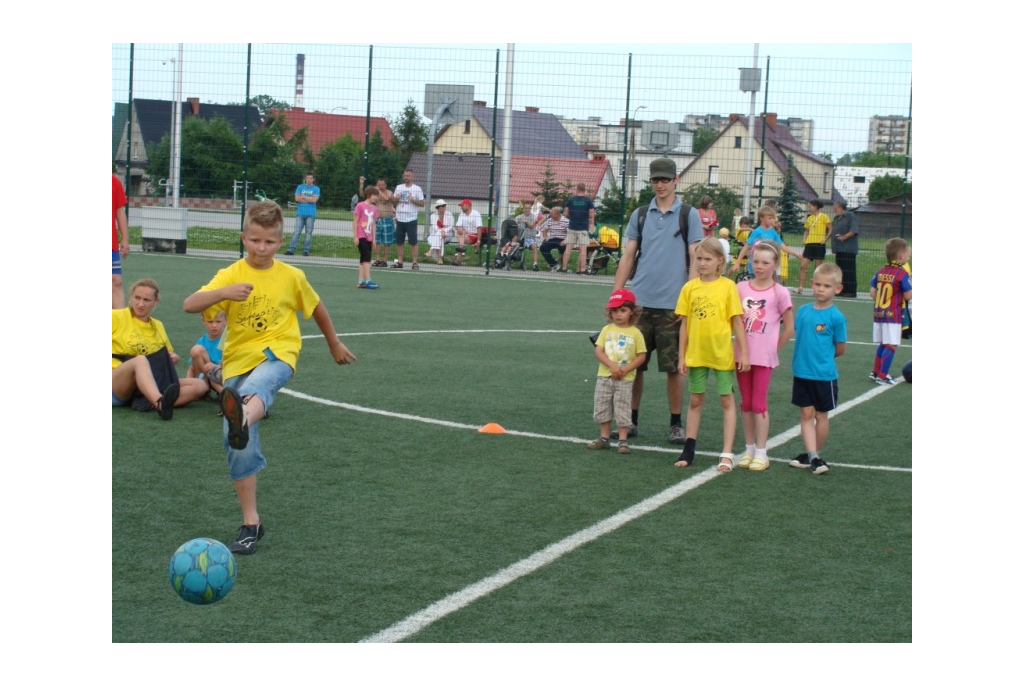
[278,369,909,644]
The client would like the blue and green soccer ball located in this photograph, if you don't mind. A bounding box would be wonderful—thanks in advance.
[168,538,237,605]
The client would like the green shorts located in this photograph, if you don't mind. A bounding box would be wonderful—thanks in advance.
[687,366,735,396]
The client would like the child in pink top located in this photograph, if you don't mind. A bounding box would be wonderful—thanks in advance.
[354,187,380,289]
[733,241,795,471]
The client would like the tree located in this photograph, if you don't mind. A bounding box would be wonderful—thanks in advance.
[595,180,626,226]
[227,94,290,119]
[680,183,741,232]
[532,165,573,208]
[314,134,363,208]
[246,113,307,205]
[388,99,428,164]
[147,115,243,198]
[868,174,911,202]
[777,155,804,235]
[835,150,912,169]
[692,126,717,155]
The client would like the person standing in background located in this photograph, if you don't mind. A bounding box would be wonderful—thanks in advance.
[285,173,320,257]
[831,200,859,297]
[112,175,130,309]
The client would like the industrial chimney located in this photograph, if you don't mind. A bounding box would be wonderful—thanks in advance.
[295,54,305,109]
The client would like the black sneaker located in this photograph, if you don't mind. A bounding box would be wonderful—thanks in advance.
[157,383,179,421]
[284,250,294,256]
[626,424,638,438]
[810,457,830,475]
[221,387,249,450]
[789,453,811,468]
[230,521,265,555]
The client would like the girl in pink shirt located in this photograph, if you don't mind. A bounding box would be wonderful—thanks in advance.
[354,187,380,289]
[733,242,794,471]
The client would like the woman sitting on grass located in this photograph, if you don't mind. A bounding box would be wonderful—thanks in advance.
[112,278,209,420]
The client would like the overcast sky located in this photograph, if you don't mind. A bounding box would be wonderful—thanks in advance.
[112,43,911,157]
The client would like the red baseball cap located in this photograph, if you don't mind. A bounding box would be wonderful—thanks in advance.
[460,198,472,206]
[607,289,636,309]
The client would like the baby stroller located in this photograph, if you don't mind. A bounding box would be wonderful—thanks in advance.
[492,218,526,270]
[586,226,621,275]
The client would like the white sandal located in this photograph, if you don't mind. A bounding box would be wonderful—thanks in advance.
[717,453,734,473]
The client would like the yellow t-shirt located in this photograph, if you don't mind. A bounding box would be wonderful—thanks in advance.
[804,213,830,244]
[595,324,647,381]
[675,276,743,370]
[199,258,320,379]
[111,308,173,368]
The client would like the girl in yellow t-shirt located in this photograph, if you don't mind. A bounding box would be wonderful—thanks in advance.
[112,278,209,419]
[674,238,750,472]
[798,199,833,294]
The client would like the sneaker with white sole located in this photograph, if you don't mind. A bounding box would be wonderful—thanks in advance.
[363,280,380,289]
[874,375,897,386]
[669,424,685,444]
[868,371,880,382]
[588,437,610,450]
[617,440,631,454]
[810,457,829,475]
[229,521,265,555]
[789,453,811,468]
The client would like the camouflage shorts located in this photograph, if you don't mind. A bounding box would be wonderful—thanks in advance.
[636,307,681,373]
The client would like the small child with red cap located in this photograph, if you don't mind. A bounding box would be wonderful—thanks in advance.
[589,289,647,454]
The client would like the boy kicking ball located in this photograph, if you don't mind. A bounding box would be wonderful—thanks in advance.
[184,201,357,555]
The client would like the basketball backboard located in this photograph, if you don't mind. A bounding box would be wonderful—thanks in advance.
[425,84,474,128]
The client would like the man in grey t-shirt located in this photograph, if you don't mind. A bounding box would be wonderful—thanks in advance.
[612,158,702,445]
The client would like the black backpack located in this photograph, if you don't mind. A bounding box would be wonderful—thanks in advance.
[629,202,692,280]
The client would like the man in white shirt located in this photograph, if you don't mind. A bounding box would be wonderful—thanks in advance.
[392,170,425,270]
[453,198,482,266]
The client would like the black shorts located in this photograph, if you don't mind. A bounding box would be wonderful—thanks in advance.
[802,243,826,261]
[358,238,373,263]
[395,220,418,245]
[791,376,838,413]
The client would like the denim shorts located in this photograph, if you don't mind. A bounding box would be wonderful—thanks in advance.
[223,359,293,480]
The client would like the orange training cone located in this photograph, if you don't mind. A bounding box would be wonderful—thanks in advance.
[478,422,507,434]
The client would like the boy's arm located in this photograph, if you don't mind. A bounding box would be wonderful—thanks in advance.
[778,308,795,351]
[117,207,130,257]
[620,352,646,375]
[730,243,750,272]
[594,345,618,378]
[312,301,357,365]
[834,342,846,358]
[732,316,750,372]
[677,315,689,376]
[184,283,253,313]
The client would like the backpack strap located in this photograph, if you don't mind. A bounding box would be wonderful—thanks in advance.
[631,203,692,279]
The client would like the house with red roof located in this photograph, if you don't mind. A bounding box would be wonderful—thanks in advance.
[405,153,613,217]
[264,107,394,156]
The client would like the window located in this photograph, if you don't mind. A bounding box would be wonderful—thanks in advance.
[853,175,866,184]
[708,166,719,186]
[650,131,669,148]
[754,167,764,188]
[734,136,742,148]
[616,132,627,146]
[464,119,471,134]
[823,172,830,194]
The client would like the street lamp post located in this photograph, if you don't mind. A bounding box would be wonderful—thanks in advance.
[629,105,646,199]
[163,45,183,208]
